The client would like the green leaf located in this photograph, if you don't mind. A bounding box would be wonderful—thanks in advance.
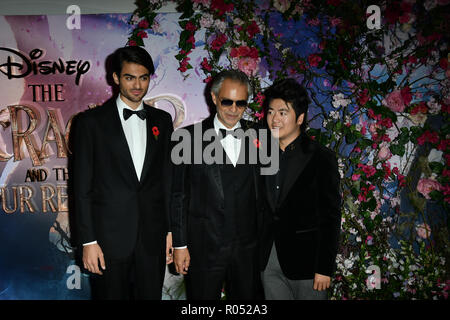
[429,162,444,174]
[390,144,405,157]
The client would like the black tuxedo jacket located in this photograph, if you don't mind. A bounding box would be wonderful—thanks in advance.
[260,133,341,279]
[170,116,265,268]
[72,98,173,260]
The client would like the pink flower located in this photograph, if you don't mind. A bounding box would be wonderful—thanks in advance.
[255,92,265,106]
[307,18,320,26]
[237,57,260,77]
[417,178,442,199]
[308,54,322,67]
[330,17,342,27]
[351,174,361,181]
[382,90,406,113]
[416,223,431,239]
[255,110,265,120]
[378,145,392,161]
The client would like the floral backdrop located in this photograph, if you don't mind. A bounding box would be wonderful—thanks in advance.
[128,0,449,299]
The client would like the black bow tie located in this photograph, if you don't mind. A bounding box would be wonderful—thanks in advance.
[219,128,241,138]
[123,108,147,120]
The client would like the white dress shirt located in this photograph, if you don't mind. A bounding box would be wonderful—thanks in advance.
[214,114,242,167]
[116,95,147,180]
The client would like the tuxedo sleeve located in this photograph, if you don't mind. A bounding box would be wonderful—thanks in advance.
[169,135,190,248]
[72,112,96,245]
[162,113,174,234]
[315,149,342,277]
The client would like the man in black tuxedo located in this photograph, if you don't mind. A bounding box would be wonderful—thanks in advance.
[72,46,174,299]
[171,70,264,300]
[260,78,341,300]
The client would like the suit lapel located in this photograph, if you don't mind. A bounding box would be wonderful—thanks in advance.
[278,135,315,207]
[203,117,225,202]
[105,100,140,185]
[139,104,158,183]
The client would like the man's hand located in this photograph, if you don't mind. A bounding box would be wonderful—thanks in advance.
[166,233,173,265]
[83,243,105,275]
[174,248,190,275]
[313,273,331,291]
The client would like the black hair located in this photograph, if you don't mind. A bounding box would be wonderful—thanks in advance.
[262,78,310,132]
[111,46,155,76]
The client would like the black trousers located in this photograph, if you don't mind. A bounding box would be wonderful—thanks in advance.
[186,240,262,300]
[89,236,165,300]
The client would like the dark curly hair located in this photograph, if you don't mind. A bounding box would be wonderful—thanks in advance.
[262,78,310,132]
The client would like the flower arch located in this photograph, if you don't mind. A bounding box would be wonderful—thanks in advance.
[128,0,449,299]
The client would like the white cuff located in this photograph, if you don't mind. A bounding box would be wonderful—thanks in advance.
[83,240,97,246]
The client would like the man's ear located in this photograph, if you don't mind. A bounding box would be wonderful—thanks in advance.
[112,72,120,86]
[297,113,305,126]
[211,92,218,106]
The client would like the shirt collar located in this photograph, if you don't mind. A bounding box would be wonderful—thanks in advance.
[116,95,144,119]
[213,114,241,133]
[281,132,304,154]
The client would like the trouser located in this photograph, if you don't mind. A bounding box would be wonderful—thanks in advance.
[89,236,165,300]
[186,240,261,300]
[261,243,328,300]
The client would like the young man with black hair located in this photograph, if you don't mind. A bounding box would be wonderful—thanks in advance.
[260,78,342,300]
[72,46,173,299]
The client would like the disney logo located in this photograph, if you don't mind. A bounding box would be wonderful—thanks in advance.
[0,47,90,86]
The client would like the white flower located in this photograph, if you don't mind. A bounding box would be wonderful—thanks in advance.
[329,110,340,119]
[233,17,244,26]
[199,13,214,28]
[428,148,443,163]
[214,19,227,33]
[427,97,441,114]
[424,0,437,11]
[332,93,351,108]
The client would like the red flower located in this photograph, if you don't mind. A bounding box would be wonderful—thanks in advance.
[247,21,260,38]
[400,87,412,105]
[137,31,148,39]
[253,138,261,149]
[439,57,449,70]
[417,130,439,146]
[358,89,370,106]
[308,54,322,67]
[128,40,137,46]
[410,102,428,115]
[437,139,449,151]
[185,21,197,32]
[210,33,228,51]
[201,57,213,72]
[327,0,341,6]
[138,19,149,29]
[152,126,160,139]
[211,0,234,16]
